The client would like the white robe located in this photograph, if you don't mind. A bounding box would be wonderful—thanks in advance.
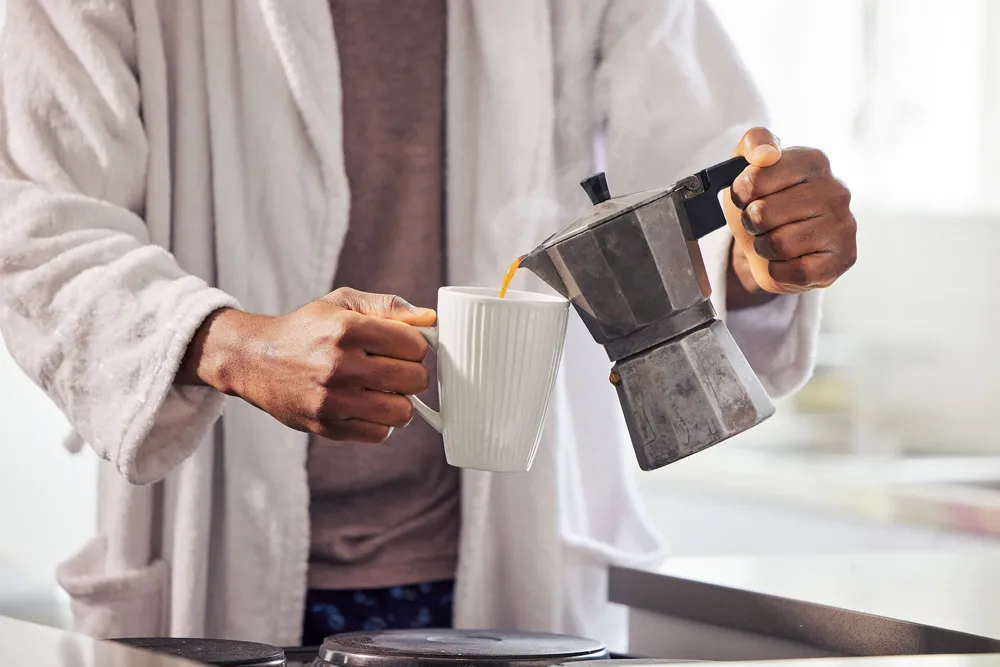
[0,0,822,652]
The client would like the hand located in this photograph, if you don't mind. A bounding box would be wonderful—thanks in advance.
[179,287,437,443]
[723,127,857,299]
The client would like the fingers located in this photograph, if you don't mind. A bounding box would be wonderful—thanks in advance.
[321,419,393,444]
[307,387,417,443]
[348,354,431,395]
[752,215,836,262]
[735,126,782,168]
[767,248,856,291]
[740,183,819,235]
[731,147,831,210]
[327,389,415,428]
[326,287,437,326]
[334,312,430,362]
[301,361,429,442]
[312,388,415,443]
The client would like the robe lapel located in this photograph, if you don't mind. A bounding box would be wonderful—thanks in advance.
[449,0,560,628]
[446,0,558,289]
[255,0,350,296]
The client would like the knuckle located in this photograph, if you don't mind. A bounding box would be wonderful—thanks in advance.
[844,243,858,271]
[415,364,431,392]
[366,392,394,417]
[330,311,364,344]
[781,261,812,286]
[806,148,830,170]
[730,173,753,209]
[835,183,853,209]
[798,263,818,285]
[307,387,332,422]
[328,286,358,305]
[808,148,831,173]
[756,231,786,259]
[372,293,394,310]
[415,336,431,361]
[839,212,858,244]
[743,199,767,233]
[743,167,765,200]
[387,294,408,311]
[399,399,415,425]
[318,348,349,385]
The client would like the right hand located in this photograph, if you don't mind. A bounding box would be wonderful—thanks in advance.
[181,287,437,443]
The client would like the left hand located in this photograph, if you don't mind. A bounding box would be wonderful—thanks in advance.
[723,127,857,297]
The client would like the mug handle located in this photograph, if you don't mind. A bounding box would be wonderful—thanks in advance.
[407,326,443,433]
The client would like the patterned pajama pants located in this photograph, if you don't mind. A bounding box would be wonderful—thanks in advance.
[301,580,455,646]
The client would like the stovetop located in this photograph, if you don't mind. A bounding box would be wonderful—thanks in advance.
[282,648,688,667]
[115,630,699,667]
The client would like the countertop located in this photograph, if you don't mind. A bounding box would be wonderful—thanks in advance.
[610,550,1000,656]
[0,615,201,666]
[709,658,1000,667]
[12,549,1000,665]
[637,444,1000,538]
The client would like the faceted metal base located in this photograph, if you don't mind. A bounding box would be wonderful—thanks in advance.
[612,320,775,471]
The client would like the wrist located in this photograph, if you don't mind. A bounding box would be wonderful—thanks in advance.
[178,308,272,396]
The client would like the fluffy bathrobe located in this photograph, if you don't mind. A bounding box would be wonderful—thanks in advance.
[0,0,821,652]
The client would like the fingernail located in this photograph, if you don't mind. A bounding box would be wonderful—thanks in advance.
[752,145,779,162]
[395,296,435,317]
[398,298,427,313]
[404,302,435,317]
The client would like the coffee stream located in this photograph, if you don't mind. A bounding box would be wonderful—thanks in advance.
[499,256,523,298]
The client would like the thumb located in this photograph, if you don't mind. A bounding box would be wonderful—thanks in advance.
[735,126,782,168]
[325,288,437,326]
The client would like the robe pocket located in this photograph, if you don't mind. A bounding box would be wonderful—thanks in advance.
[56,535,169,638]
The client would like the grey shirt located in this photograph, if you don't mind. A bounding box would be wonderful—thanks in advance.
[306,0,460,590]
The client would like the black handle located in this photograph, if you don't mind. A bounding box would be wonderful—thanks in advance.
[580,172,611,204]
[683,155,749,240]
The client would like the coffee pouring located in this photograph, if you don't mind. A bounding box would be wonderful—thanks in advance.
[518,156,775,471]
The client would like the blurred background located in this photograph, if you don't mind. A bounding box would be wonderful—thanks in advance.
[634,0,1000,558]
[2,0,1000,628]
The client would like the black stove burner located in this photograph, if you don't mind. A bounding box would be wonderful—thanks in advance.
[315,629,608,667]
[112,637,287,666]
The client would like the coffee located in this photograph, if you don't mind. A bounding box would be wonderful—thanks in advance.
[499,256,523,298]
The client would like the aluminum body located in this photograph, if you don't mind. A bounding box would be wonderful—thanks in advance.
[520,159,775,470]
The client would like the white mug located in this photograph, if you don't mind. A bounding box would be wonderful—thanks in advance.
[407,286,570,472]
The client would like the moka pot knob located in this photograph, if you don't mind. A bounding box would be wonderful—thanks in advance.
[580,172,611,204]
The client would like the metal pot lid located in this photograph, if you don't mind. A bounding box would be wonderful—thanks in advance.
[112,637,286,666]
[537,187,670,250]
[318,629,608,667]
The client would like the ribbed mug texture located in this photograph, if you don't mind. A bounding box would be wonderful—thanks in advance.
[435,287,569,472]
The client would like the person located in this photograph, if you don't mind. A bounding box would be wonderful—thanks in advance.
[0,0,856,652]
